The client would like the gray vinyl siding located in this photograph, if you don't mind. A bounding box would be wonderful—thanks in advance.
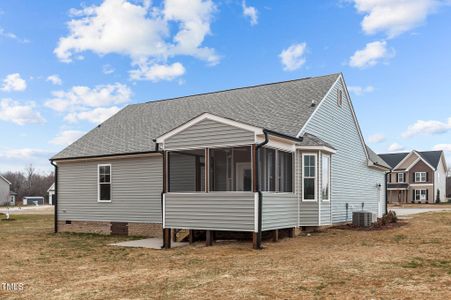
[262,192,297,231]
[302,79,386,223]
[164,192,255,231]
[169,153,196,192]
[164,119,255,150]
[58,155,162,223]
[297,150,319,226]
[0,179,10,205]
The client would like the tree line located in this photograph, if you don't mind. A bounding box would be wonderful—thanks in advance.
[2,165,54,203]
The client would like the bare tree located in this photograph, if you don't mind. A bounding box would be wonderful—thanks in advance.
[2,166,54,205]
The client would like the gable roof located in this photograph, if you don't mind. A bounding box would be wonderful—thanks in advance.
[52,73,340,160]
[379,150,444,170]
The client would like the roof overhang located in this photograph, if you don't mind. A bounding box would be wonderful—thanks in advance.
[296,145,337,154]
[156,112,264,144]
[367,161,391,171]
[0,175,11,185]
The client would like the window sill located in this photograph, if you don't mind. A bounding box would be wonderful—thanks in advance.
[98,200,112,203]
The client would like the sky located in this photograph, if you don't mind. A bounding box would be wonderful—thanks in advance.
[0,0,451,173]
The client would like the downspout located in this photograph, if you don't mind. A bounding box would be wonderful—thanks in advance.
[50,160,58,233]
[385,172,388,215]
[255,129,269,249]
[154,139,166,249]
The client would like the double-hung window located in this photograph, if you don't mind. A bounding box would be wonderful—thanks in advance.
[397,173,405,183]
[415,172,426,183]
[98,164,112,202]
[303,154,316,201]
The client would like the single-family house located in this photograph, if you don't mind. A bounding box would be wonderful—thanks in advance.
[379,150,448,204]
[446,176,451,200]
[0,175,12,206]
[48,183,55,205]
[50,73,390,249]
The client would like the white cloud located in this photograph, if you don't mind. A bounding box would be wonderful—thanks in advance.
[368,134,385,144]
[0,99,45,125]
[279,43,307,71]
[46,74,62,85]
[349,40,394,68]
[433,144,451,152]
[348,85,375,96]
[242,1,258,26]
[0,148,49,160]
[64,106,121,124]
[0,27,29,43]
[50,130,85,146]
[102,64,115,75]
[353,0,440,38]
[129,62,185,82]
[388,143,405,152]
[401,118,451,138]
[45,83,132,112]
[54,0,218,81]
[1,73,27,92]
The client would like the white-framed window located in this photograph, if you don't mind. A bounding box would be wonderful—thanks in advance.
[321,154,330,201]
[397,173,405,183]
[98,164,112,202]
[337,89,343,107]
[415,172,426,183]
[302,153,317,201]
[415,189,427,201]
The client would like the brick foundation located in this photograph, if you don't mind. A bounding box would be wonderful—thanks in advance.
[57,220,162,238]
[128,223,162,238]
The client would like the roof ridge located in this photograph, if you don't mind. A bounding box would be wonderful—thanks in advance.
[131,72,341,106]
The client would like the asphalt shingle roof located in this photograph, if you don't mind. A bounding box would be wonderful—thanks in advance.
[52,73,340,160]
[366,146,391,169]
[379,151,443,170]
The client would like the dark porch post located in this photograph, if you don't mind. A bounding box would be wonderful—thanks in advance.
[162,150,171,249]
[252,144,262,249]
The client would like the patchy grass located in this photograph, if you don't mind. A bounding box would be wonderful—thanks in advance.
[0,213,450,299]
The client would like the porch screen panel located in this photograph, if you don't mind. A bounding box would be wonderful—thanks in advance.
[209,146,252,192]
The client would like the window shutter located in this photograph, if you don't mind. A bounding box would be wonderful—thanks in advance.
[426,190,429,201]
[413,173,416,182]
[412,189,415,201]
[426,172,429,182]
[396,174,398,183]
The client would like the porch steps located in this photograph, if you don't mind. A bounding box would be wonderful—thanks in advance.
[174,229,190,242]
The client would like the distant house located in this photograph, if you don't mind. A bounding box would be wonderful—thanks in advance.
[50,73,390,249]
[447,177,451,199]
[379,150,448,204]
[0,176,12,206]
[48,183,55,205]
[23,196,45,206]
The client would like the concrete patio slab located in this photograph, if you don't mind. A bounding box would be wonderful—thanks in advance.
[110,238,187,249]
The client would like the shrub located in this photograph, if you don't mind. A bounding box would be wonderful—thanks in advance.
[436,190,440,204]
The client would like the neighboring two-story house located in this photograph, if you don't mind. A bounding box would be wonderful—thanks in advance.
[379,150,447,204]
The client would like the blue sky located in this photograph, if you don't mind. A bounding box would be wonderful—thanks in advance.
[0,0,450,173]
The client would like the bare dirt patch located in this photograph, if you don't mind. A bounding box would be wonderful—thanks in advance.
[0,212,450,299]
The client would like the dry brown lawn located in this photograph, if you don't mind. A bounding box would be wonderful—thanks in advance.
[0,212,450,300]
[389,203,451,209]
